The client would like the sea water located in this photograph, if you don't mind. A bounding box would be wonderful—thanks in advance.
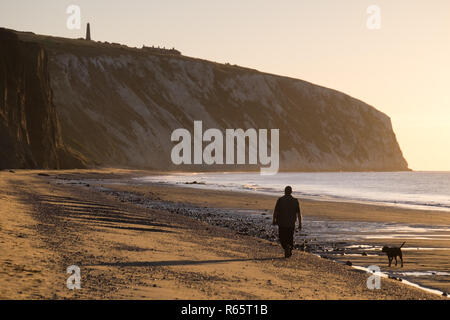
[137,171,450,212]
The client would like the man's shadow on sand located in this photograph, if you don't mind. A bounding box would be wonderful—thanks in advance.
[89,257,283,268]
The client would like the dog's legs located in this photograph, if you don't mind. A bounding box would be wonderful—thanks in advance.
[400,253,403,267]
[395,256,398,266]
[388,257,392,267]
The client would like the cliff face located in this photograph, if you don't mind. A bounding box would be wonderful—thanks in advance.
[1,29,408,171]
[0,29,84,169]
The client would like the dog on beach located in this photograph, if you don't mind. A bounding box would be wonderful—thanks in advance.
[381,242,405,267]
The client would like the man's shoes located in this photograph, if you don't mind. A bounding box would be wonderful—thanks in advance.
[284,245,292,258]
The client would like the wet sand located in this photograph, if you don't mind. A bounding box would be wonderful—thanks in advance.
[0,169,448,299]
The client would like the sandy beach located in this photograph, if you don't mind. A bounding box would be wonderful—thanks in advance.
[0,169,448,299]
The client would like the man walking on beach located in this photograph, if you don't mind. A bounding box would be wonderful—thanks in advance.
[273,186,302,258]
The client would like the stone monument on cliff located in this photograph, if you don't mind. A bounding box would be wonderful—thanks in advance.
[86,23,91,41]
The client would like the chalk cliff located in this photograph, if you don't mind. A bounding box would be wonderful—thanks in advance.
[0,29,84,169]
[0,28,408,171]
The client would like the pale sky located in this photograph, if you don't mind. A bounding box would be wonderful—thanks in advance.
[1,0,449,171]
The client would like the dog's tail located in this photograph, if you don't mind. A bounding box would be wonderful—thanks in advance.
[400,242,406,248]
